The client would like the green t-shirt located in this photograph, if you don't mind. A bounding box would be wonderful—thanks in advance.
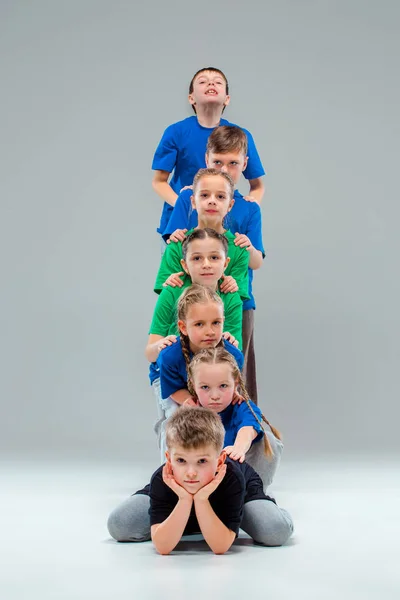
[149,280,244,349]
[154,230,250,302]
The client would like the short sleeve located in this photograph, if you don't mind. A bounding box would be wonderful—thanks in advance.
[158,348,187,398]
[148,288,178,336]
[152,125,178,174]
[154,240,186,293]
[221,293,243,350]
[246,204,265,256]
[162,190,193,240]
[235,401,264,438]
[242,129,265,181]
[149,469,177,526]
[224,237,250,301]
[210,462,245,535]
[223,339,244,370]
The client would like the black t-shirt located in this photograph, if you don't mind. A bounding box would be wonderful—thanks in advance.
[135,458,275,536]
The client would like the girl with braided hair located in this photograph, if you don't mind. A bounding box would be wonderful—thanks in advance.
[155,284,244,462]
[187,347,283,489]
[147,228,244,462]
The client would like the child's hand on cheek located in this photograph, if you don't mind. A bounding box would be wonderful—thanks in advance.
[162,462,193,501]
[193,464,227,502]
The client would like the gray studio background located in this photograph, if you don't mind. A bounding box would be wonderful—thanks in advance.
[1,0,399,465]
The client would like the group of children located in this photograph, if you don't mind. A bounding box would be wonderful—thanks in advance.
[107,67,294,554]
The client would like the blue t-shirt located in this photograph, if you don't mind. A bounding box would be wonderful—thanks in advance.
[163,188,265,310]
[152,116,265,234]
[157,338,244,398]
[219,401,264,447]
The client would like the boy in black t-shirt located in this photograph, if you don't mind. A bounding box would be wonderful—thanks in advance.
[107,407,293,554]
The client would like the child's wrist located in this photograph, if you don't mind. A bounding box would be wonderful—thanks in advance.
[178,495,194,505]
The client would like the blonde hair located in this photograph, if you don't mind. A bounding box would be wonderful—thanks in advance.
[192,168,235,199]
[177,284,224,368]
[165,406,225,452]
[187,347,282,459]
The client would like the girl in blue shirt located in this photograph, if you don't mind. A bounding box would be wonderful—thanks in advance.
[155,283,244,464]
[187,347,284,489]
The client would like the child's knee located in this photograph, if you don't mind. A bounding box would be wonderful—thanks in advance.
[255,511,294,547]
[107,509,129,542]
[107,496,151,542]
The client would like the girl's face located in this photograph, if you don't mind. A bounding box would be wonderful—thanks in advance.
[193,362,237,413]
[181,237,229,288]
[191,175,234,227]
[178,301,224,353]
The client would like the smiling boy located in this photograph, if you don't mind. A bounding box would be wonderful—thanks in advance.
[152,67,265,236]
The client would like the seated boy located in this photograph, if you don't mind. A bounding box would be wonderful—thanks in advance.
[107,407,293,555]
[152,67,265,237]
[162,125,265,404]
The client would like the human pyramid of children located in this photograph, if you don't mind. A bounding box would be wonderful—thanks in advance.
[107,67,294,554]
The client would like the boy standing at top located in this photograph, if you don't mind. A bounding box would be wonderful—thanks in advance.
[152,67,265,236]
[162,126,265,405]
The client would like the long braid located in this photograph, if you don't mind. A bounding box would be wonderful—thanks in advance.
[236,371,281,459]
[180,332,192,371]
[188,347,282,460]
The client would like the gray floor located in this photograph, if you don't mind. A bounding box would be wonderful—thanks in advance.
[2,457,399,600]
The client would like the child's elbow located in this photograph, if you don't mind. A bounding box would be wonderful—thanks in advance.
[212,542,233,555]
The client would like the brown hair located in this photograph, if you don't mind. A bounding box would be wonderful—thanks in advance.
[187,347,282,459]
[181,227,228,261]
[177,284,224,369]
[206,125,248,156]
[165,406,225,452]
[192,167,235,199]
[189,67,229,114]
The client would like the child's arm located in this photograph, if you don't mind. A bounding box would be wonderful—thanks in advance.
[170,389,197,406]
[224,426,258,463]
[154,241,184,293]
[223,242,250,302]
[193,464,236,554]
[151,464,193,555]
[152,170,179,207]
[244,177,265,205]
[222,293,243,349]
[145,334,177,363]
[234,233,263,270]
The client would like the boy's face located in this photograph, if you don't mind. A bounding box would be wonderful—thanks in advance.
[189,70,230,111]
[206,150,248,185]
[178,300,224,353]
[166,444,226,495]
[193,363,236,413]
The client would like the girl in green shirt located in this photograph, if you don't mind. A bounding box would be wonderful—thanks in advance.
[154,168,250,301]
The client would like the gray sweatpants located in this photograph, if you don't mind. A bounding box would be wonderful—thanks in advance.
[107,494,293,547]
[245,429,284,490]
